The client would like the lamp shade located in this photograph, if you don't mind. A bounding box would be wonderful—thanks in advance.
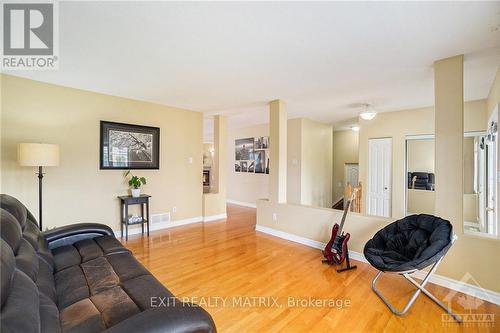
[18,143,60,167]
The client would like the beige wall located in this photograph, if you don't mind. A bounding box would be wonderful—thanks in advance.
[359,100,487,218]
[286,118,332,208]
[487,67,500,119]
[463,136,475,194]
[332,130,359,202]
[1,74,203,231]
[269,100,288,203]
[300,118,333,208]
[407,189,435,215]
[257,199,388,254]
[287,119,302,205]
[407,139,434,173]
[463,194,479,223]
[229,118,333,208]
[227,123,269,205]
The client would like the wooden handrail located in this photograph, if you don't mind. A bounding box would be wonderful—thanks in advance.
[345,182,362,213]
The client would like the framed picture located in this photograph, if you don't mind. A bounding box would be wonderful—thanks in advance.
[254,150,266,173]
[234,136,269,175]
[255,136,269,149]
[100,121,160,169]
[248,160,255,173]
[235,138,254,160]
[240,161,248,172]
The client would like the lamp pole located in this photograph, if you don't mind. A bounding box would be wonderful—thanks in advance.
[37,166,44,231]
[18,143,59,231]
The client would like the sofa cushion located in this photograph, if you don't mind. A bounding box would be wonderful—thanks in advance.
[94,236,129,255]
[122,275,175,311]
[106,252,150,282]
[0,195,28,229]
[15,238,39,281]
[37,258,57,302]
[74,238,104,262]
[60,298,105,333]
[0,210,22,252]
[0,240,15,307]
[53,236,130,272]
[40,293,61,333]
[0,269,40,333]
[91,286,141,327]
[81,257,120,295]
[55,265,90,309]
[53,246,82,272]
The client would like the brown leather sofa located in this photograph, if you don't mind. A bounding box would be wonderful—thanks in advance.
[0,194,216,333]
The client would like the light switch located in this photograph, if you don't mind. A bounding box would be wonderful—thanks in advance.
[188,157,193,164]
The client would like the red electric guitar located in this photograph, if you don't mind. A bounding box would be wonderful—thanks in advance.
[322,188,358,272]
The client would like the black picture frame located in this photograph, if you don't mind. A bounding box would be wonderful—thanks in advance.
[100,121,160,170]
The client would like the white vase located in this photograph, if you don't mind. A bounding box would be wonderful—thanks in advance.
[131,188,141,198]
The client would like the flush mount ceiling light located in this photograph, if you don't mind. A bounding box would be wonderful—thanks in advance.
[359,104,377,120]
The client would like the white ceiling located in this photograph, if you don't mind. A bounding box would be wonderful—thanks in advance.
[6,1,500,140]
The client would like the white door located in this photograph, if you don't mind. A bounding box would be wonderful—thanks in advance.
[368,138,392,217]
[344,163,359,188]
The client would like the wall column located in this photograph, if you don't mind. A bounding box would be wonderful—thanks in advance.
[202,115,227,219]
[434,55,464,230]
[213,115,227,194]
[269,100,287,203]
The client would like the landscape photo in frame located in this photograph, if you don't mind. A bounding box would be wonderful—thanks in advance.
[100,121,160,169]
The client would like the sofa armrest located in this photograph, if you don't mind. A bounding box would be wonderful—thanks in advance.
[43,223,115,249]
[102,306,216,333]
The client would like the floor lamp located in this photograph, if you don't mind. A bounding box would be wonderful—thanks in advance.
[18,143,60,231]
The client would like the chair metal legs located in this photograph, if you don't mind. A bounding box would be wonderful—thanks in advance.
[371,257,462,323]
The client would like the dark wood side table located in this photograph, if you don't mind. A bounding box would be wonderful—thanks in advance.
[118,194,151,241]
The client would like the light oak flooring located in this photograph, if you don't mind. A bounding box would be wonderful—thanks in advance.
[123,204,499,333]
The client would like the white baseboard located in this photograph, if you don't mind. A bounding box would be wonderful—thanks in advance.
[256,225,325,249]
[203,213,227,222]
[255,224,500,305]
[114,216,203,238]
[226,199,257,208]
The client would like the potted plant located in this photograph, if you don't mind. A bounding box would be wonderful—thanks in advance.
[124,170,147,198]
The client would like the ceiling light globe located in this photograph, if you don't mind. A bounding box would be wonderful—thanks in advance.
[360,112,377,120]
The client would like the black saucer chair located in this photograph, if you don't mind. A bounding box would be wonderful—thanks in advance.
[364,214,462,322]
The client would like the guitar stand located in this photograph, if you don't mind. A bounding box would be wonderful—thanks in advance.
[322,247,357,273]
[336,248,357,273]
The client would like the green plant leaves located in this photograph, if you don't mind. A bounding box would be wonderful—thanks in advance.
[124,170,147,189]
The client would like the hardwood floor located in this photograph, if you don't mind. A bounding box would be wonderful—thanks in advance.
[124,204,499,333]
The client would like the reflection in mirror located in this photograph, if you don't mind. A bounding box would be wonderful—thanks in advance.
[332,129,360,212]
[464,123,498,236]
[406,136,435,215]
